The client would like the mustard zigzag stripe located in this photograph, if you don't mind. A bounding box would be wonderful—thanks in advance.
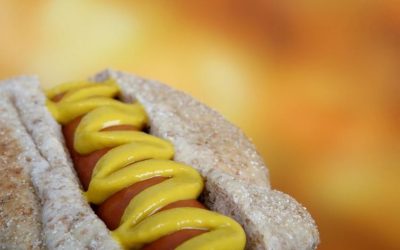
[46,80,246,250]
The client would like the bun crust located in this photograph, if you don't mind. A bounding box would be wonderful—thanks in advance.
[0,77,118,249]
[0,89,44,250]
[0,70,319,249]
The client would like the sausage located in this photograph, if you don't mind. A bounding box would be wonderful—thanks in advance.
[142,229,206,250]
[61,103,209,249]
[52,92,65,102]
[62,117,142,190]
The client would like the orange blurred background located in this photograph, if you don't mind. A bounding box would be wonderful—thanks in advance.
[1,1,399,249]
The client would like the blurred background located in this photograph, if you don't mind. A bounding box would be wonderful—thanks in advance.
[1,1,399,249]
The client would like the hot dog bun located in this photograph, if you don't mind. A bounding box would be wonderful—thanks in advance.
[0,77,119,249]
[0,87,44,250]
[0,70,319,249]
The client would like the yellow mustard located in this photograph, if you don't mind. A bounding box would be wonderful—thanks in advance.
[46,80,246,250]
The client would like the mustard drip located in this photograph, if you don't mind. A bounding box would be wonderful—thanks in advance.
[46,80,246,250]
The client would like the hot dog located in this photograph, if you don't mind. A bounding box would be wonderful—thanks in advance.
[49,84,245,249]
[0,69,319,249]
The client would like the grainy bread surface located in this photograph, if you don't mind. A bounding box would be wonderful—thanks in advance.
[0,91,44,250]
[1,77,119,250]
[94,69,320,250]
[204,169,319,250]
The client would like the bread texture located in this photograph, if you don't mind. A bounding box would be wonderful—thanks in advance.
[0,87,44,250]
[0,70,319,249]
[0,77,118,249]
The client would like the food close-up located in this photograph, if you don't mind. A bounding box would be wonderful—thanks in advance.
[1,1,400,250]
[0,70,318,249]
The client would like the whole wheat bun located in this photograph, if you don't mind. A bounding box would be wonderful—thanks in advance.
[0,84,44,250]
[0,70,319,249]
[0,77,119,249]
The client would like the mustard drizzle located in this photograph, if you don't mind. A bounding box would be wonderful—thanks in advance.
[46,80,246,250]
